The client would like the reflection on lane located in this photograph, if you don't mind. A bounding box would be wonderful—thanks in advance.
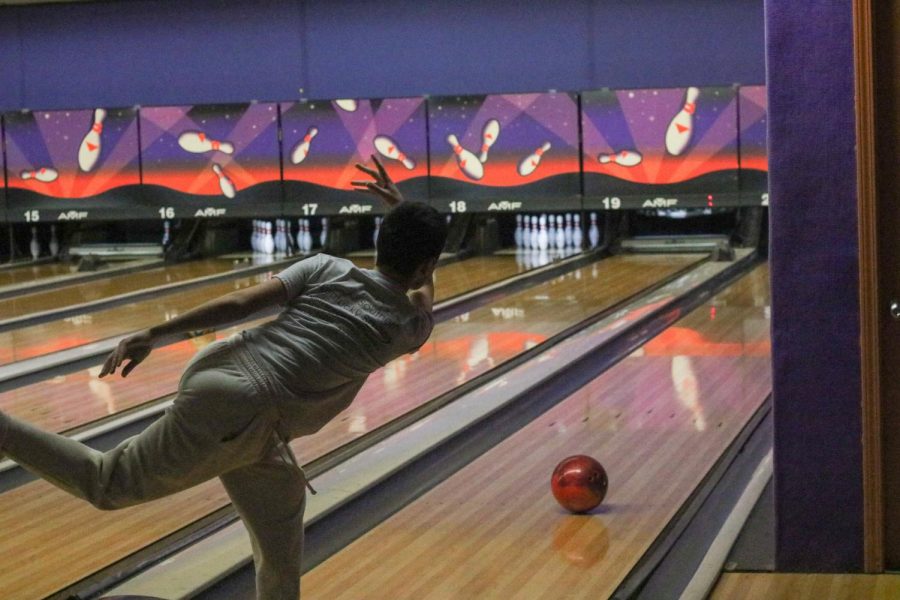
[301,265,772,600]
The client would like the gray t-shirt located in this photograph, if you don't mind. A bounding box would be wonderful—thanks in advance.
[238,254,433,436]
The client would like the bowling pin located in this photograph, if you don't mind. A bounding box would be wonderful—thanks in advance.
[258,222,266,254]
[20,167,58,183]
[446,134,484,180]
[78,108,106,172]
[572,213,583,249]
[373,135,416,169]
[518,142,551,177]
[479,119,500,163]
[29,226,40,260]
[320,217,329,249]
[291,127,318,164]
[530,216,539,250]
[547,214,556,247]
[263,222,275,255]
[252,220,260,253]
[296,219,304,252]
[514,214,523,248]
[303,219,313,253]
[564,214,573,247]
[211,163,236,198]
[555,215,565,250]
[598,150,643,167]
[665,87,700,156]
[178,131,235,155]
[162,220,171,247]
[589,212,600,249]
[537,215,549,251]
[49,224,60,257]
[335,99,358,112]
[274,220,285,253]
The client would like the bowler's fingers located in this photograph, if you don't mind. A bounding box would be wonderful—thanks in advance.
[351,181,391,198]
[99,354,115,378]
[99,347,122,378]
[371,155,390,182]
[122,360,139,378]
[354,163,380,180]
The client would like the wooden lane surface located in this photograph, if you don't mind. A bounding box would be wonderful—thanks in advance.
[0,254,702,599]
[0,257,247,320]
[0,272,270,366]
[0,254,525,434]
[0,261,82,289]
[302,264,772,600]
[711,573,900,599]
[0,254,536,366]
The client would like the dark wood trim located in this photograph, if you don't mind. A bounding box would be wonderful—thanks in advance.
[853,0,883,572]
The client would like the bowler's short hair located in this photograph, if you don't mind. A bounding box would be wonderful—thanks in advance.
[376,202,448,277]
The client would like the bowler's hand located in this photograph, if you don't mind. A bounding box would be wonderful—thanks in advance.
[352,155,404,207]
[100,330,155,378]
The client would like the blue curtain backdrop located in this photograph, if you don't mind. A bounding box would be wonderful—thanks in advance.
[0,0,764,111]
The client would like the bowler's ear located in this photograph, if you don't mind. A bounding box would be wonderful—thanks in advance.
[417,256,438,276]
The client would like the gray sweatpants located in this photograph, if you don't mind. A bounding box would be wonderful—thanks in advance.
[0,337,307,600]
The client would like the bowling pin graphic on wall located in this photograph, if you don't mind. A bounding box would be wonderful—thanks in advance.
[78,108,106,172]
[291,127,318,164]
[665,87,700,156]
[212,163,236,198]
[598,150,643,167]
[518,142,551,177]
[479,119,500,163]
[373,135,416,169]
[334,99,358,112]
[178,131,235,154]
[20,168,58,183]
[447,134,484,180]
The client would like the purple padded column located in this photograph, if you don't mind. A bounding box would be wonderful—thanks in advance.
[767,0,863,570]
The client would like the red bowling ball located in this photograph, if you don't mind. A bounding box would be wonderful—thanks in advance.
[550,455,608,513]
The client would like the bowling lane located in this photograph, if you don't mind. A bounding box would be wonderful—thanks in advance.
[0,253,703,599]
[302,264,771,600]
[0,253,532,366]
[0,255,254,320]
[0,260,88,289]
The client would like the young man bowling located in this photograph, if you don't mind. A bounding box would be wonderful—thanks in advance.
[0,157,447,599]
